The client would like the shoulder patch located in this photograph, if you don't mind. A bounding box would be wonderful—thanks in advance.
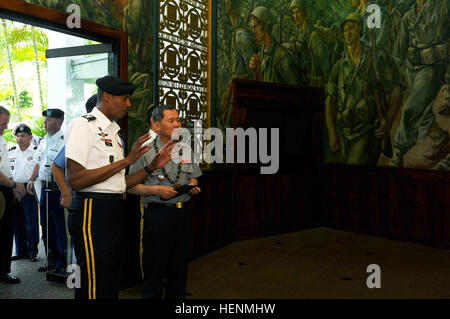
[9,146,16,151]
[82,115,97,122]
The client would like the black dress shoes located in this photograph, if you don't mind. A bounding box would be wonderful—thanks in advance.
[38,263,56,272]
[38,265,48,272]
[1,274,21,284]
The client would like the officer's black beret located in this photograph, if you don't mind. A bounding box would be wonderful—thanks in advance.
[85,94,97,113]
[14,124,32,136]
[96,75,136,96]
[42,108,64,119]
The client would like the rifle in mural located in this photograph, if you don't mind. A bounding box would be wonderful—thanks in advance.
[220,0,255,125]
[366,29,393,158]
[278,11,282,43]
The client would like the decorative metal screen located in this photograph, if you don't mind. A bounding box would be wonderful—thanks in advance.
[159,0,209,129]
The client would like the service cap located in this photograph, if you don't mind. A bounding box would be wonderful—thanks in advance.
[96,75,136,96]
[14,123,32,136]
[42,108,64,119]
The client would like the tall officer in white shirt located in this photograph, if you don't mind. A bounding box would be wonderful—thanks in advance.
[0,106,20,284]
[65,75,175,299]
[27,109,67,274]
[9,124,39,262]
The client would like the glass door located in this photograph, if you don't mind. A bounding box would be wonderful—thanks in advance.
[39,32,115,280]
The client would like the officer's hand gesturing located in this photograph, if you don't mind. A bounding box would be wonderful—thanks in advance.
[147,140,177,171]
[126,133,151,165]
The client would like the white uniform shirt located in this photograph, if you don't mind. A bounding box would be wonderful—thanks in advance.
[34,130,64,182]
[65,107,126,194]
[0,135,13,179]
[8,144,37,183]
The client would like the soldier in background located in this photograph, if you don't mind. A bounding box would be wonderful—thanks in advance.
[325,12,403,165]
[27,109,67,274]
[285,0,341,87]
[249,6,306,85]
[220,0,259,127]
[389,0,449,167]
[9,124,39,262]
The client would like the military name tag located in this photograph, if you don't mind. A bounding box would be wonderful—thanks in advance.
[105,138,113,147]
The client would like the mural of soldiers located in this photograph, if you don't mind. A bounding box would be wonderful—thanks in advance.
[248,6,306,85]
[285,0,338,87]
[432,83,450,170]
[220,0,259,127]
[389,0,449,167]
[350,0,392,49]
[325,12,403,165]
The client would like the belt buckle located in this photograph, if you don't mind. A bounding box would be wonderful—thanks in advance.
[176,202,183,209]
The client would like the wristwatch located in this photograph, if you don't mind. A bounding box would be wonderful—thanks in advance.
[144,166,153,175]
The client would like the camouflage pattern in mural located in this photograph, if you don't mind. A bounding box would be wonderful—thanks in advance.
[217,0,450,171]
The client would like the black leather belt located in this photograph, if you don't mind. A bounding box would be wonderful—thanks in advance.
[144,202,187,209]
[74,192,126,200]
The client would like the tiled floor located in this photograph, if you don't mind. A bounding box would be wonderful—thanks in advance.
[2,227,450,299]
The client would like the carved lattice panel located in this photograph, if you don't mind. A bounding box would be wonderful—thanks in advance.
[159,0,208,129]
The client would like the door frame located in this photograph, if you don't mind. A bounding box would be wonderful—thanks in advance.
[0,0,129,142]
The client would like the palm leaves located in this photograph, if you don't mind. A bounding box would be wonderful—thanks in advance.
[0,19,49,120]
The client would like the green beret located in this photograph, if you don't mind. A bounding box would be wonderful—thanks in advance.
[42,108,64,119]
[96,75,137,96]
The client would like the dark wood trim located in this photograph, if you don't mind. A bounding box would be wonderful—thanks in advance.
[0,0,129,145]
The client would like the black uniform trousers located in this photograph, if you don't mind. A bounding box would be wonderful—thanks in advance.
[40,185,67,270]
[68,193,125,299]
[12,191,39,257]
[141,204,192,299]
[0,186,14,276]
[12,198,27,257]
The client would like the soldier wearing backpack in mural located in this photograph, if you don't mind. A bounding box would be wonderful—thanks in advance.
[389,0,450,167]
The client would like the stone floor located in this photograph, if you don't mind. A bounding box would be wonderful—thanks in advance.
[2,227,450,299]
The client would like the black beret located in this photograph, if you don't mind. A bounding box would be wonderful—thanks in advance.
[96,75,136,96]
[42,108,64,119]
[15,124,32,136]
[85,94,97,113]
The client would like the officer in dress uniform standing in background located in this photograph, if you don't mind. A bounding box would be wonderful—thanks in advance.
[65,75,175,299]
[9,124,39,262]
[0,106,20,284]
[27,109,67,274]
[129,104,202,299]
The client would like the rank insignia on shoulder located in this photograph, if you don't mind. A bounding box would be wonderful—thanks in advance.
[82,115,96,122]
[9,146,16,151]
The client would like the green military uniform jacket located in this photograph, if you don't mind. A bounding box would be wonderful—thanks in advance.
[259,38,306,85]
[326,44,403,140]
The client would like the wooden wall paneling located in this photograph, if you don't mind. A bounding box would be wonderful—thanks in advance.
[190,169,234,259]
